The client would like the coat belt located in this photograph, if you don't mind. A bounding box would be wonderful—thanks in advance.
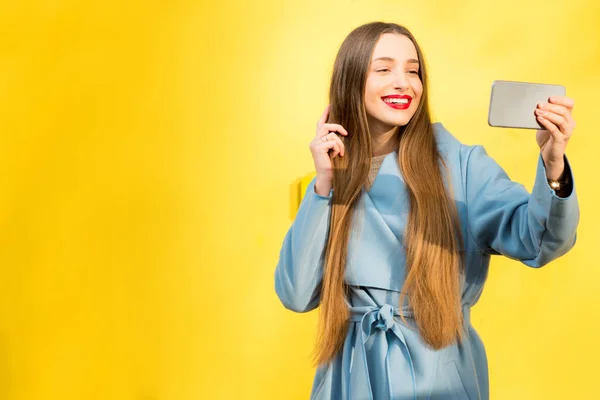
[349,304,470,400]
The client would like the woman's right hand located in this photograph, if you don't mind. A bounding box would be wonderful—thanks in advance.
[309,105,348,196]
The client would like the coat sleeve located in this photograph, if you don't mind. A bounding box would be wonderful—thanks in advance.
[463,145,579,267]
[274,178,332,312]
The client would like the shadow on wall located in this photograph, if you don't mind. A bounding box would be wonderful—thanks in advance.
[290,172,317,220]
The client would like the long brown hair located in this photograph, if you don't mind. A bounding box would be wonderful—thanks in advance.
[314,22,464,365]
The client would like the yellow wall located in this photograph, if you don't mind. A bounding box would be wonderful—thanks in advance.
[0,0,597,399]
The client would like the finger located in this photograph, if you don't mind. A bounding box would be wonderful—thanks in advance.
[535,108,570,134]
[321,140,340,158]
[318,136,339,152]
[318,124,348,139]
[537,102,571,120]
[548,96,574,111]
[327,133,345,157]
[318,132,345,155]
[322,123,349,136]
[538,103,576,132]
[331,142,341,158]
[316,104,331,128]
[537,116,564,142]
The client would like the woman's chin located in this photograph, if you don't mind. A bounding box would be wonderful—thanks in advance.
[385,118,411,127]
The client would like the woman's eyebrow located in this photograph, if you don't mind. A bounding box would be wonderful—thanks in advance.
[371,57,419,64]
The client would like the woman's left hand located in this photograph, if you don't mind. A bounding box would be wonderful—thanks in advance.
[535,96,576,180]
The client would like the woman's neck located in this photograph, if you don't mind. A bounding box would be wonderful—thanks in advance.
[370,125,400,156]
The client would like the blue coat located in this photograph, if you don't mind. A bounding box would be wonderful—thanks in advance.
[274,123,579,400]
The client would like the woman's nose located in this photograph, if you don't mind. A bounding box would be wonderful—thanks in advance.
[393,73,409,91]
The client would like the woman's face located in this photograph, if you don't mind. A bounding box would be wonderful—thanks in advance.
[364,33,423,133]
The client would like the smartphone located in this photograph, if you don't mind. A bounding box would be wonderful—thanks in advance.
[488,80,566,129]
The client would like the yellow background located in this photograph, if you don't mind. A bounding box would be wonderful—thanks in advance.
[0,0,598,399]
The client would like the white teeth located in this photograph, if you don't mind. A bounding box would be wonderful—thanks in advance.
[383,98,409,104]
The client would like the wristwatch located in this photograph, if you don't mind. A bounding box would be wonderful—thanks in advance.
[547,179,562,191]
[547,169,571,196]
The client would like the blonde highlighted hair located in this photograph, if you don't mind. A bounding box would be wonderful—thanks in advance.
[314,22,464,365]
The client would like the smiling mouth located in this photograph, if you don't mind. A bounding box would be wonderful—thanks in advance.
[382,96,412,109]
[383,98,409,105]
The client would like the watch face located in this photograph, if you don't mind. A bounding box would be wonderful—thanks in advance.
[549,180,561,190]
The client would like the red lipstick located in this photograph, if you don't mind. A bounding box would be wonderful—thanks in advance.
[381,94,412,110]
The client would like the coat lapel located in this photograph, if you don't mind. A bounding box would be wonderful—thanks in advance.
[345,152,410,292]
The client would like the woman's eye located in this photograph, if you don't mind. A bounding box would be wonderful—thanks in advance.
[376,69,418,74]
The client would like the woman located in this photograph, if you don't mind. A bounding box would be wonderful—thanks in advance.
[274,22,578,400]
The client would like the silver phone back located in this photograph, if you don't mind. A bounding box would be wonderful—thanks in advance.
[488,80,566,129]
